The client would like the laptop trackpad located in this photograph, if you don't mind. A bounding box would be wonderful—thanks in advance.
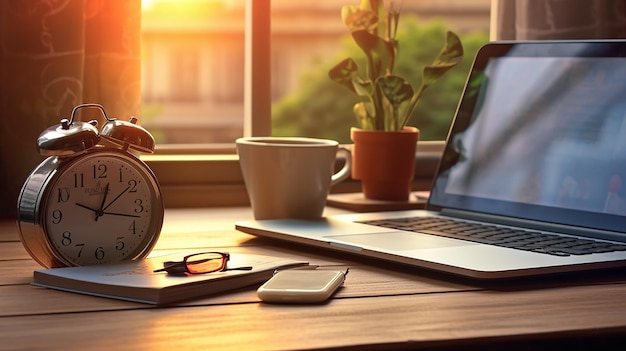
[323,232,476,251]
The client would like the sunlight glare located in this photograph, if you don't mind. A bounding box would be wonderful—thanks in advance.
[141,0,236,14]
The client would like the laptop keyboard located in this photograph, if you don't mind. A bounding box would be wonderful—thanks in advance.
[359,217,626,257]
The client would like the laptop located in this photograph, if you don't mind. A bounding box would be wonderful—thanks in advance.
[236,40,626,279]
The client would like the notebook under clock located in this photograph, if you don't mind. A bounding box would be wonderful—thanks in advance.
[236,40,626,279]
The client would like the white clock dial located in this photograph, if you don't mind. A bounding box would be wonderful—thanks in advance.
[42,151,161,266]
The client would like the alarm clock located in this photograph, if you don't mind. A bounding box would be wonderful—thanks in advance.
[17,104,164,268]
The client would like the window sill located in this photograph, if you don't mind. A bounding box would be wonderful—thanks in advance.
[144,141,444,208]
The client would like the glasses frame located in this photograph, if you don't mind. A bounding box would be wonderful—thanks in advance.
[153,251,246,275]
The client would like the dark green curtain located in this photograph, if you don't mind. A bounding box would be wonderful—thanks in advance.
[0,0,141,218]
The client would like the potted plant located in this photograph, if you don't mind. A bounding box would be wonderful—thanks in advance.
[329,0,463,201]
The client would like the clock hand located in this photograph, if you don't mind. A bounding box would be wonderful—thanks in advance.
[76,203,98,212]
[102,211,141,218]
[76,203,140,218]
[76,202,98,216]
[78,185,137,220]
[95,183,110,222]
[102,185,131,212]
[75,202,105,221]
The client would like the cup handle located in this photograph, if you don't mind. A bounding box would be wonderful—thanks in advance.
[331,147,352,186]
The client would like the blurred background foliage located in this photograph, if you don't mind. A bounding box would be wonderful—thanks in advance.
[272,17,490,143]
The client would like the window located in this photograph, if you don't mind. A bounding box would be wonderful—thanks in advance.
[141,0,248,145]
[141,0,490,146]
[139,0,491,207]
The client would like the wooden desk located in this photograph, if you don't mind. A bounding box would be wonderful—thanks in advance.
[2,207,626,350]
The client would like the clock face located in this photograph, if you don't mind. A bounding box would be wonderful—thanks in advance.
[42,151,162,266]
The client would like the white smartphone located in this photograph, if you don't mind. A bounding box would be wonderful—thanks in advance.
[257,269,348,304]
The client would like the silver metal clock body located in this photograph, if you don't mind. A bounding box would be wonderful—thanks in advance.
[17,147,164,268]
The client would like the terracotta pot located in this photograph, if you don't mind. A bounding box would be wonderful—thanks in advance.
[350,126,419,201]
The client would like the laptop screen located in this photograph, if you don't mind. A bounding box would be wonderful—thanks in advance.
[429,41,626,233]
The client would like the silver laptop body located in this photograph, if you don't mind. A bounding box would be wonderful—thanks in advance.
[236,41,626,279]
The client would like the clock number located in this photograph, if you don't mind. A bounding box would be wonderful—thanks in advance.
[61,232,85,259]
[74,173,84,188]
[93,164,107,179]
[95,247,105,260]
[75,243,85,257]
[51,210,63,224]
[116,237,125,251]
[128,220,137,234]
[134,199,144,213]
[61,231,72,246]
[128,179,138,193]
[57,188,70,203]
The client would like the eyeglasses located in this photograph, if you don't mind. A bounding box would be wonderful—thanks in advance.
[153,252,253,275]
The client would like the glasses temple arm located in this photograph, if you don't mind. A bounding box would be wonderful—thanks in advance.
[153,260,186,273]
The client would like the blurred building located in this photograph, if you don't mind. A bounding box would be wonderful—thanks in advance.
[141,0,490,144]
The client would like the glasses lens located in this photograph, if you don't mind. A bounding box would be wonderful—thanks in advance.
[185,252,227,274]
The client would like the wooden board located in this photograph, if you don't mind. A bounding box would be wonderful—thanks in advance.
[326,191,428,212]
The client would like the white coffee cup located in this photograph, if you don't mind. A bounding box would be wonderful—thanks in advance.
[236,137,351,220]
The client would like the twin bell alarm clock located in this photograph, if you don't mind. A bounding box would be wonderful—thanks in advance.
[16,103,164,268]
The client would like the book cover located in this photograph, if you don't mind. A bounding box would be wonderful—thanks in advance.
[33,251,308,305]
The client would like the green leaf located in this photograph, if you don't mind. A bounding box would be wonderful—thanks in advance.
[328,58,361,94]
[377,75,413,106]
[422,31,464,85]
[351,29,393,81]
[377,75,414,130]
[342,7,378,34]
[368,0,386,39]
[341,2,394,82]
[341,1,386,38]
[355,87,376,118]
[353,102,375,130]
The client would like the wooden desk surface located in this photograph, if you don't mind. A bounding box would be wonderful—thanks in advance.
[2,207,626,350]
